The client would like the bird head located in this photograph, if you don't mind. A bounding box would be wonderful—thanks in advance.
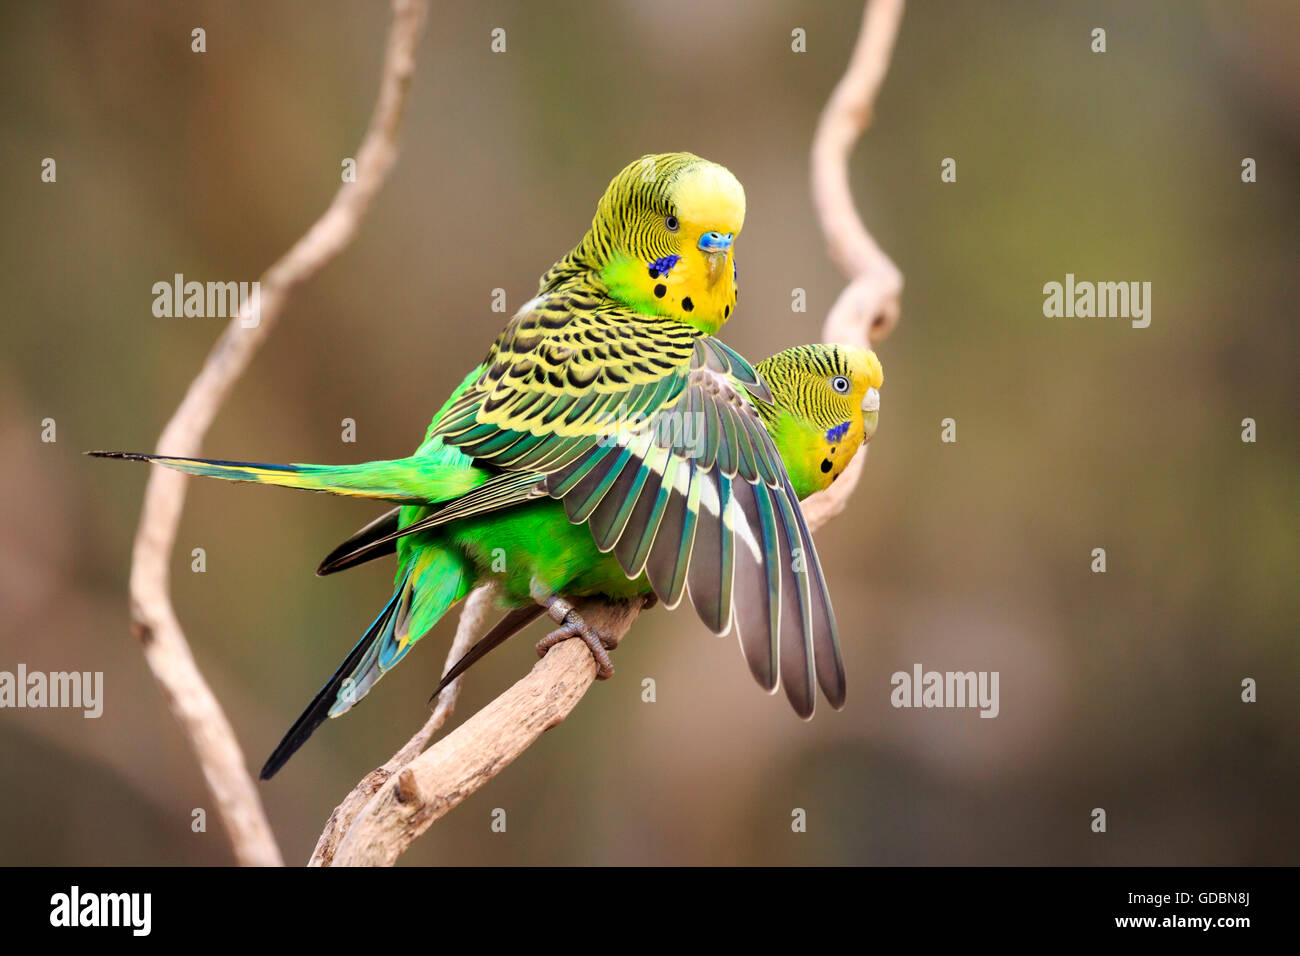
[754,344,884,499]
[558,153,745,335]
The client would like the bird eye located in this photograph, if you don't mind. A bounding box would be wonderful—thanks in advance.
[831,375,850,394]
[665,215,679,232]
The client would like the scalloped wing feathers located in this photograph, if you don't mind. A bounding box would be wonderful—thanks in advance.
[431,299,843,716]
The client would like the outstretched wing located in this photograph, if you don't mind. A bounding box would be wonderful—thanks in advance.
[548,340,843,716]
[433,299,844,714]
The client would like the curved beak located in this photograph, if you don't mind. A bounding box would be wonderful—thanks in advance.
[861,387,880,442]
[698,232,734,286]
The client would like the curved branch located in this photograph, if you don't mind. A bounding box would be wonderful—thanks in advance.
[802,0,905,525]
[331,600,643,866]
[811,0,905,347]
[319,0,905,867]
[126,0,429,867]
[308,583,496,867]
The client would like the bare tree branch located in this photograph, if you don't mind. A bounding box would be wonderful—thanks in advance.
[319,0,905,867]
[330,599,644,867]
[812,0,905,345]
[125,0,429,867]
[801,0,905,527]
[308,583,496,867]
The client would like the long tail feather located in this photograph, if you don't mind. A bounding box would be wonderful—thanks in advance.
[261,546,471,779]
[316,508,401,576]
[317,473,545,575]
[87,450,482,504]
[259,588,403,780]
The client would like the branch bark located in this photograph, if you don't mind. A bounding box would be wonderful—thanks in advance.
[800,0,904,527]
[321,0,905,867]
[811,0,905,348]
[331,600,643,866]
[125,0,429,867]
[309,583,497,867]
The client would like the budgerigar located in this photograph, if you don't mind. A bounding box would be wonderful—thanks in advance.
[93,153,885,778]
[423,343,884,708]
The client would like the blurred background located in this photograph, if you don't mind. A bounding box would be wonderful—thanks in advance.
[2,0,1297,865]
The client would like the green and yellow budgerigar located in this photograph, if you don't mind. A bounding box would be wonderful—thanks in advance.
[93,153,885,778]
[421,342,883,705]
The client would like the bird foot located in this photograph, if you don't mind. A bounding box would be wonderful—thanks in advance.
[536,597,617,679]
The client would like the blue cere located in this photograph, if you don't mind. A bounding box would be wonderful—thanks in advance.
[698,231,734,253]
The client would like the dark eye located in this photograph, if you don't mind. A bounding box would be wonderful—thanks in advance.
[665,215,679,232]
[830,375,850,394]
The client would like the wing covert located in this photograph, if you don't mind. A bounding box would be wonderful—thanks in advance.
[426,298,844,713]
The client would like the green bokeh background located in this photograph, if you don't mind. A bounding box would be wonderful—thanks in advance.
[2,0,1296,865]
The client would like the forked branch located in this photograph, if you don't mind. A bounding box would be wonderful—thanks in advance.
[321,0,906,867]
[125,0,429,867]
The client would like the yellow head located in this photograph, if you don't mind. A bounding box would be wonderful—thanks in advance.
[543,153,746,335]
[754,344,884,499]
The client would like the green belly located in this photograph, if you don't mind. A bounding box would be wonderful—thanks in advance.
[449,498,650,605]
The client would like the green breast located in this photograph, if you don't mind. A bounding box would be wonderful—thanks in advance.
[450,498,650,605]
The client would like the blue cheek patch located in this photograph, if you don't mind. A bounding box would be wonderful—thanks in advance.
[647,255,681,279]
[825,422,850,444]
